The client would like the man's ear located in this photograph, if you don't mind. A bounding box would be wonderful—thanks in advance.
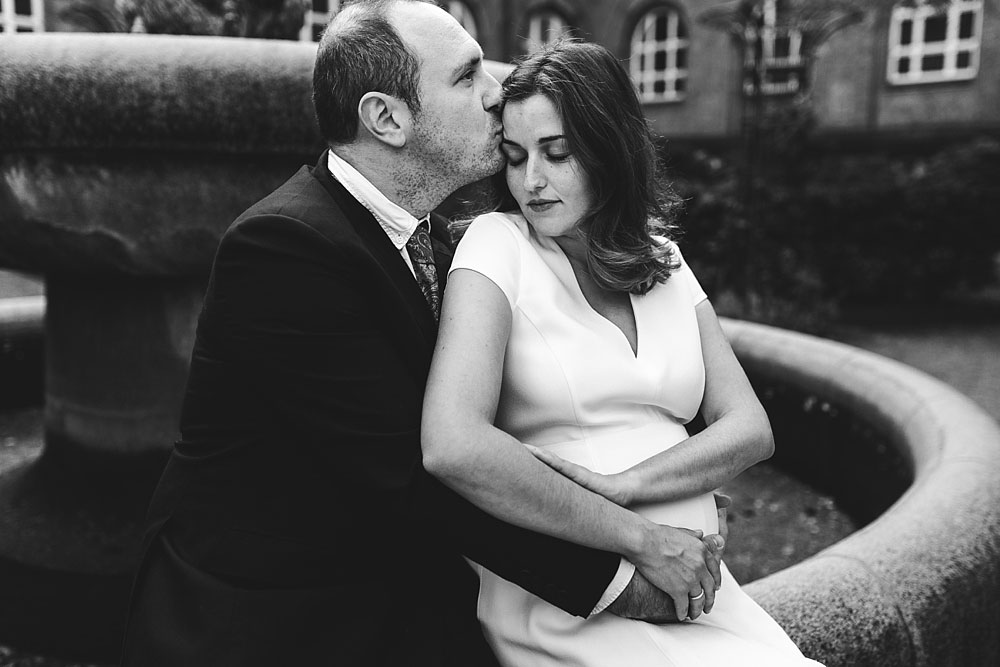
[357,92,410,148]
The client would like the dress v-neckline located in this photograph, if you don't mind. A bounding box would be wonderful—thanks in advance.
[550,241,640,359]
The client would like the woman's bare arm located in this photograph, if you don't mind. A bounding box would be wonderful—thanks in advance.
[422,268,721,619]
[529,300,773,507]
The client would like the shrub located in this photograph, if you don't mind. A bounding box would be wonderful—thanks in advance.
[668,137,1000,332]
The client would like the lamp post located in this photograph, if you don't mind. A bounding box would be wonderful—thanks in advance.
[698,0,865,224]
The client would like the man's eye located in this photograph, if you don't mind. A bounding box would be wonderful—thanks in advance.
[548,153,571,162]
[461,70,475,81]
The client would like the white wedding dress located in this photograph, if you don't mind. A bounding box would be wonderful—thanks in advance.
[449,212,823,667]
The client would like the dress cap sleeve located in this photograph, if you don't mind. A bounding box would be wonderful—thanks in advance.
[450,212,526,309]
[668,241,708,306]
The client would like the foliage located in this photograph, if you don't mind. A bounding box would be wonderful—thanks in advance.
[115,0,307,38]
[667,136,1000,332]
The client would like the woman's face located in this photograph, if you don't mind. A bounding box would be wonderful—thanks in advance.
[501,94,594,241]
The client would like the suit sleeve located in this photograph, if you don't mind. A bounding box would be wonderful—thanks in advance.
[200,212,620,617]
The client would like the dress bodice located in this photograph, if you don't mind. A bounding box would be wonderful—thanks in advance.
[451,212,707,448]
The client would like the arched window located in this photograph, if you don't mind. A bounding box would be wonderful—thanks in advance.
[0,0,44,33]
[887,0,982,85]
[630,6,689,103]
[523,9,571,53]
[300,0,340,42]
[448,1,478,40]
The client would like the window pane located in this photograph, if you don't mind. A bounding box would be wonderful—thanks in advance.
[900,19,912,46]
[14,0,30,15]
[956,51,971,69]
[769,70,791,85]
[677,18,687,39]
[314,0,329,13]
[775,35,791,59]
[921,53,945,71]
[676,78,686,93]
[959,11,974,39]
[923,14,947,43]
[655,16,667,41]
[898,56,910,74]
[630,8,687,101]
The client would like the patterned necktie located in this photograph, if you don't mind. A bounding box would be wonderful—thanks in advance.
[405,220,441,321]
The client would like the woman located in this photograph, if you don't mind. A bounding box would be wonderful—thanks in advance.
[422,40,823,666]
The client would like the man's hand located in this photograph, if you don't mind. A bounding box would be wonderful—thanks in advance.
[605,569,680,623]
[626,526,725,621]
[604,527,720,625]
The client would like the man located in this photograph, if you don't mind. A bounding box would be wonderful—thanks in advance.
[121,1,724,665]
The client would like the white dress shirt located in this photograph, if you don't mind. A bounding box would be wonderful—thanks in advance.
[324,150,633,616]
[326,150,427,277]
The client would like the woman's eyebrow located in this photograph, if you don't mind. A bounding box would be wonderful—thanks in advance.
[501,135,566,146]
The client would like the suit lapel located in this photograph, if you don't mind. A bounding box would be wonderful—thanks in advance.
[309,153,438,360]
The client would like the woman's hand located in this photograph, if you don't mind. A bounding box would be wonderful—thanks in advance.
[525,444,636,507]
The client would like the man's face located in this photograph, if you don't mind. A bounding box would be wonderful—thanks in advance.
[391,2,504,189]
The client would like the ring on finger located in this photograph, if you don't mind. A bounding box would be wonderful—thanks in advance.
[689,590,705,602]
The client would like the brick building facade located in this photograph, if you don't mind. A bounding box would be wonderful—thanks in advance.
[5,0,998,140]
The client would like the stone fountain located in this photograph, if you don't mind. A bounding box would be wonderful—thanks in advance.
[1,32,999,667]
[0,33,321,660]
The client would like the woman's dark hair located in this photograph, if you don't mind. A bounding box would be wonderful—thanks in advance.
[500,39,682,295]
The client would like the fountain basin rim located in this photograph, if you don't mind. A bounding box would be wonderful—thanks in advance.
[724,318,1000,665]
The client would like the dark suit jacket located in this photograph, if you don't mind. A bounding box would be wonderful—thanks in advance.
[120,153,620,667]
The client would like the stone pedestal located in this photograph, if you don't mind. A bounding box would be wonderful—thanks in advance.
[0,33,320,661]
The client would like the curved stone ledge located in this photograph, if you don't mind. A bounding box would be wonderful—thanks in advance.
[724,318,1000,667]
[4,303,997,664]
[0,34,321,154]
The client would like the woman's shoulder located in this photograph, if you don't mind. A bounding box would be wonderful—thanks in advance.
[452,211,530,265]
[468,210,531,239]
[454,211,531,258]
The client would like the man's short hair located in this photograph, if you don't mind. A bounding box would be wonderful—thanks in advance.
[313,0,435,145]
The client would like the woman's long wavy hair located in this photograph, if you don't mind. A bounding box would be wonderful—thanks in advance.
[498,39,683,295]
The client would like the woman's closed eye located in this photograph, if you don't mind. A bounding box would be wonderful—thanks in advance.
[502,149,572,167]
[502,146,527,166]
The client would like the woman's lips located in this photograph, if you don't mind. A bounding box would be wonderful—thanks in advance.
[528,200,558,212]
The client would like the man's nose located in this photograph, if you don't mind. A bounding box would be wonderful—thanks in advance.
[483,71,502,112]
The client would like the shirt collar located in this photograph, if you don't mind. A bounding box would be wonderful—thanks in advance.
[326,150,428,250]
